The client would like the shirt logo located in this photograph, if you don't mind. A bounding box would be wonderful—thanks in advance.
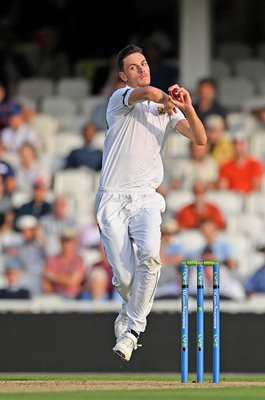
[157,106,165,115]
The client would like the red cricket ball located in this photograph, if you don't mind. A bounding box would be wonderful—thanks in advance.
[171,87,179,99]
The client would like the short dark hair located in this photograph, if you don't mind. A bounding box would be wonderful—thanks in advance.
[116,44,143,71]
[198,77,218,90]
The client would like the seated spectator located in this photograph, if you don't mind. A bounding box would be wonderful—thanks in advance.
[64,123,103,171]
[0,82,20,131]
[155,219,184,299]
[40,194,79,256]
[0,103,39,154]
[193,77,228,126]
[0,158,16,194]
[219,131,264,194]
[188,218,245,301]
[80,267,110,301]
[16,178,52,220]
[0,256,31,299]
[0,210,23,251]
[16,214,46,296]
[85,243,115,299]
[171,142,219,190]
[245,266,265,297]
[78,213,101,250]
[20,101,59,156]
[245,245,265,297]
[196,218,236,270]
[244,98,265,133]
[19,97,38,126]
[16,143,51,193]
[177,180,226,231]
[0,175,13,217]
[43,228,87,299]
[204,114,234,166]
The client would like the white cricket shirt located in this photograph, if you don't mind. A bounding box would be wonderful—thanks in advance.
[98,86,186,191]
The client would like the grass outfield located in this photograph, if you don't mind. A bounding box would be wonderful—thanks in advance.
[0,374,264,399]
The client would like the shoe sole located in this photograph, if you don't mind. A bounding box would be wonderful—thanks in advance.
[112,349,129,362]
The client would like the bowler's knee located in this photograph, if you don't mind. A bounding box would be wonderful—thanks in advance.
[112,274,132,302]
[143,256,162,272]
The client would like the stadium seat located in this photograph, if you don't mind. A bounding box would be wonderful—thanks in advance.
[218,231,255,277]
[249,130,265,163]
[165,190,194,215]
[242,95,265,113]
[234,58,265,81]
[211,58,232,78]
[56,114,88,133]
[53,168,97,221]
[53,168,95,195]
[92,171,101,192]
[217,41,252,62]
[206,190,245,216]
[173,229,206,253]
[218,77,256,111]
[39,96,77,117]
[17,78,54,101]
[78,95,106,118]
[92,130,106,150]
[254,78,265,95]
[226,112,247,131]
[80,248,102,269]
[244,250,265,278]
[162,132,190,173]
[29,113,59,154]
[51,132,83,158]
[11,191,32,208]
[246,192,265,215]
[14,95,37,111]
[227,213,265,244]
[55,78,91,100]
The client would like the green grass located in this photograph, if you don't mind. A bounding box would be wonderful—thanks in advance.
[0,388,264,400]
[0,373,263,381]
[1,388,265,400]
[0,374,182,381]
[0,374,264,400]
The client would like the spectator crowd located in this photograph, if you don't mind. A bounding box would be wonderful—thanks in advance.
[1,35,265,304]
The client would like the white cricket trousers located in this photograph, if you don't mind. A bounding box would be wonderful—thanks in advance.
[95,189,165,333]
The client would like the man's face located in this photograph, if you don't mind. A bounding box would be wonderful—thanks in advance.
[119,52,151,88]
[9,114,23,129]
[6,269,21,286]
[33,186,47,202]
[198,83,216,101]
[21,227,37,241]
[233,139,248,156]
[254,109,265,122]
[206,126,223,143]
[54,197,68,219]
[61,237,77,253]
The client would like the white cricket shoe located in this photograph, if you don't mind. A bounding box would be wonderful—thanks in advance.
[114,303,129,338]
[112,332,139,362]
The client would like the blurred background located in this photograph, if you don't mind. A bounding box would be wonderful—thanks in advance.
[0,0,265,374]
